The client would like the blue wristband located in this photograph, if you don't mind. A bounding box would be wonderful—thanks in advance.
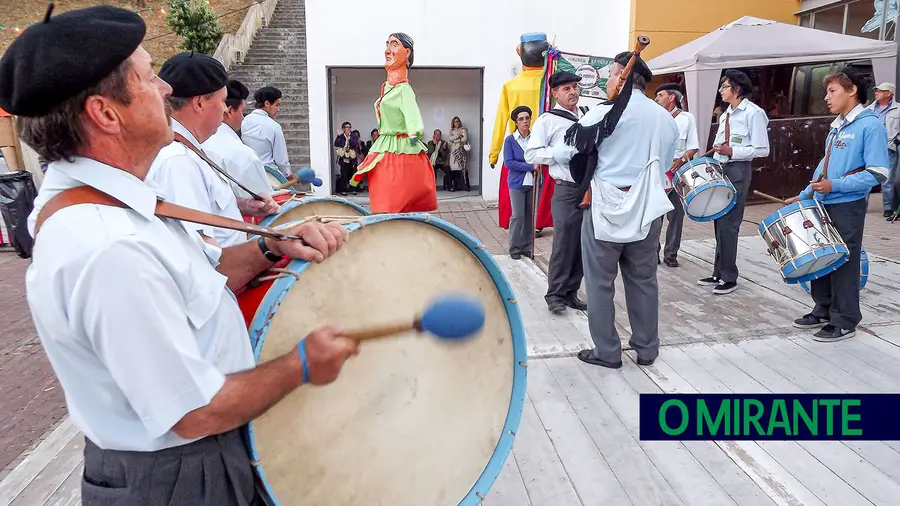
[297,338,310,384]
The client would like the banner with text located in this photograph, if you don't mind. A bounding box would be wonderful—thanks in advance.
[553,52,615,101]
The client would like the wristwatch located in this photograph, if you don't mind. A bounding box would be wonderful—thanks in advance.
[257,236,282,262]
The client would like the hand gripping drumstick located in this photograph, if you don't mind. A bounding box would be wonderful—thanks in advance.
[275,167,323,191]
[343,294,487,342]
[578,35,650,209]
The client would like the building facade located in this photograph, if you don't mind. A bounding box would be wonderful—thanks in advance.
[797,0,896,40]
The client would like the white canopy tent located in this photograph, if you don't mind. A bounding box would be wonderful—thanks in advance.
[648,16,898,150]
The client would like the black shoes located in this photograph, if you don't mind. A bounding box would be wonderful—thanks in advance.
[793,314,828,329]
[664,258,679,268]
[812,325,856,342]
[697,276,719,286]
[565,296,588,311]
[713,281,738,295]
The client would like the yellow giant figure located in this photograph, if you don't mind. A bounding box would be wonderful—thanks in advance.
[490,33,553,230]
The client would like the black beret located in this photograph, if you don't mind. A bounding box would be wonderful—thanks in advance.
[511,105,532,121]
[159,52,228,99]
[840,66,868,104]
[722,69,754,97]
[226,79,250,102]
[614,51,653,82]
[0,5,146,117]
[549,71,581,89]
[655,83,683,95]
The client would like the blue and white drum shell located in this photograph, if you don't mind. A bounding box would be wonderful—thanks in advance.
[246,213,527,506]
[260,196,370,227]
[799,245,868,293]
[673,157,737,222]
[758,199,849,284]
[264,166,289,187]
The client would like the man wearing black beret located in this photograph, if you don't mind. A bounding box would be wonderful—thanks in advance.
[524,70,588,314]
[654,82,700,268]
[201,78,275,203]
[148,52,279,247]
[700,69,770,295]
[2,6,357,505]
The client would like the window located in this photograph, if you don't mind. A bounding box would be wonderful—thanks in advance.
[799,14,812,27]
[813,5,846,33]
[846,0,880,39]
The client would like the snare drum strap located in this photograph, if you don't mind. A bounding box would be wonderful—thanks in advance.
[33,186,306,244]
[173,133,264,202]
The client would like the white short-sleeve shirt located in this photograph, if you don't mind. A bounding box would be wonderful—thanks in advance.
[202,123,273,199]
[147,119,248,247]
[25,158,255,451]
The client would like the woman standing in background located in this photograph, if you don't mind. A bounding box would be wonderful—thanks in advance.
[448,116,470,191]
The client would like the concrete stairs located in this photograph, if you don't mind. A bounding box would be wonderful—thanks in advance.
[228,0,311,168]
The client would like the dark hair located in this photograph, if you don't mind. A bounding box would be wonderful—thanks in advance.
[18,60,133,163]
[342,121,352,129]
[371,128,379,135]
[632,74,648,91]
[721,70,753,98]
[433,129,442,135]
[351,129,360,135]
[254,86,282,108]
[389,32,415,67]
[825,71,866,104]
[451,116,462,129]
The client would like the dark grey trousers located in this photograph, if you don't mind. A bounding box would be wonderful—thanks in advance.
[713,161,752,283]
[509,186,534,256]
[581,210,663,363]
[809,198,867,330]
[81,430,260,506]
[545,182,584,303]
[659,189,685,261]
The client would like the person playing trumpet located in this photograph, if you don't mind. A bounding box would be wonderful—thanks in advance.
[787,67,890,342]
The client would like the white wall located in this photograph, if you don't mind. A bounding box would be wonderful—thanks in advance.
[305,0,631,200]
[330,67,483,187]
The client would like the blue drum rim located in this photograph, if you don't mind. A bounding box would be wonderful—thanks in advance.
[782,248,849,284]
[760,199,819,230]
[258,196,371,227]
[682,181,737,222]
[679,156,721,173]
[245,213,528,506]
[264,166,289,184]
[799,245,868,293]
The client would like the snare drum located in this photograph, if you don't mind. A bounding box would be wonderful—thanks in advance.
[241,213,527,506]
[799,244,868,293]
[758,199,849,284]
[674,157,737,221]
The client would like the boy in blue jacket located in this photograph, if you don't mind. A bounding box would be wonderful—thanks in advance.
[788,67,890,342]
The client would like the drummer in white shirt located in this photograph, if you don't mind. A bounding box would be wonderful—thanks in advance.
[654,83,699,268]
[563,52,678,369]
[3,7,356,504]
[242,86,295,183]
[202,79,275,202]
[148,52,279,248]
[525,70,588,315]
[699,69,770,295]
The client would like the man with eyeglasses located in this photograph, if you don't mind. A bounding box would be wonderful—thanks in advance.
[698,69,770,296]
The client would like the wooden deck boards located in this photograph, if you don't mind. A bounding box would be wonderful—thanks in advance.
[5,238,900,506]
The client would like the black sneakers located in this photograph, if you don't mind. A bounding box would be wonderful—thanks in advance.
[793,314,828,329]
[812,325,856,342]
[698,276,719,286]
[713,281,738,295]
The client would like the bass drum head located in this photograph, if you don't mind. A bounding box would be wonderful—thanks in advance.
[248,214,526,506]
[265,166,289,188]
[683,182,736,222]
[261,197,370,227]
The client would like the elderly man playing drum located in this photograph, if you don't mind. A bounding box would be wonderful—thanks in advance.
[3,6,358,505]
[787,67,890,343]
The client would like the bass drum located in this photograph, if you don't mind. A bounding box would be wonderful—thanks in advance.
[243,214,527,506]
[261,196,369,227]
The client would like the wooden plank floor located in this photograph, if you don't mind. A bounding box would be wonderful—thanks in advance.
[4,238,900,506]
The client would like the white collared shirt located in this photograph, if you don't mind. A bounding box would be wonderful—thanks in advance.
[25,157,255,452]
[572,92,678,189]
[672,110,700,160]
[202,123,273,199]
[712,99,770,164]
[514,130,534,186]
[241,109,291,176]
[525,104,583,183]
[148,119,248,247]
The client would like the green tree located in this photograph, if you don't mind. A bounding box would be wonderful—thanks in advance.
[166,0,224,55]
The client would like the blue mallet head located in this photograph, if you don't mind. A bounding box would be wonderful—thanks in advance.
[416,293,486,341]
[296,167,323,187]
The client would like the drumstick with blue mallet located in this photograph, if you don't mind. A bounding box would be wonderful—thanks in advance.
[275,167,323,191]
[343,293,487,342]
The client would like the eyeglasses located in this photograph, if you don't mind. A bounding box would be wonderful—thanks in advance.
[719,84,732,91]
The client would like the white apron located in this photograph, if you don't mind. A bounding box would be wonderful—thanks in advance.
[590,127,674,243]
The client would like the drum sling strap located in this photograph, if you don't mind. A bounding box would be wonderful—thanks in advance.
[33,185,305,243]
[173,132,265,202]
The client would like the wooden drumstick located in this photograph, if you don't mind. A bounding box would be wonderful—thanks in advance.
[343,294,486,342]
[753,190,788,206]
[578,35,650,209]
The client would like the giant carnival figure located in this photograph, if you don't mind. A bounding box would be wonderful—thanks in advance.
[489,33,554,233]
[352,32,438,213]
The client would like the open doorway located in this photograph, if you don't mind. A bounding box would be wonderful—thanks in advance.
[327,66,485,199]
